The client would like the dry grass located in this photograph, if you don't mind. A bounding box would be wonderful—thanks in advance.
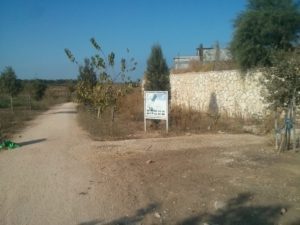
[172,60,238,74]
[77,87,264,140]
[77,88,145,140]
[170,106,249,133]
[0,85,71,140]
[0,109,41,140]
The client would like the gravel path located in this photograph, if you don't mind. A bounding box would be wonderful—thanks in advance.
[1,102,299,225]
[0,103,107,225]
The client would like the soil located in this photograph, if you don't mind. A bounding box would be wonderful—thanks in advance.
[0,102,299,225]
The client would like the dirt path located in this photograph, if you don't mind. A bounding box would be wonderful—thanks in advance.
[0,103,108,225]
[0,102,300,225]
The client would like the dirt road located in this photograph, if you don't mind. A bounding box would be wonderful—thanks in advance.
[0,102,300,225]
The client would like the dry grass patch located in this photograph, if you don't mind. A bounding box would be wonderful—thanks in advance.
[0,85,71,140]
[77,88,145,140]
[76,87,264,140]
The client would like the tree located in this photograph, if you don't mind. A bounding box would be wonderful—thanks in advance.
[145,44,170,92]
[23,80,47,111]
[32,80,47,101]
[230,0,300,71]
[78,58,97,86]
[261,51,300,152]
[65,38,137,119]
[76,58,97,105]
[0,67,21,112]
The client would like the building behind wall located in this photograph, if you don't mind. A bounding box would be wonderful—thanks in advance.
[173,44,232,70]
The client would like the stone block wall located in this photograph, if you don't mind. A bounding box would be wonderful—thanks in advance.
[170,70,267,118]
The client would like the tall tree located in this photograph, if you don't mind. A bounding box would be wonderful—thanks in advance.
[0,67,20,112]
[145,44,170,92]
[230,0,300,71]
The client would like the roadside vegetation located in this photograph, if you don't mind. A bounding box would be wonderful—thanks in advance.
[76,82,268,140]
[0,67,75,140]
[67,38,274,140]
[230,0,300,151]
[4,0,297,146]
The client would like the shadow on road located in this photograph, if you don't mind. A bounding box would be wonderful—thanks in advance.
[78,202,160,225]
[176,192,294,225]
[17,138,47,146]
[51,110,77,114]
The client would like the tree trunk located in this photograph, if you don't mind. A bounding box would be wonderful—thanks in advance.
[292,90,297,152]
[275,109,279,151]
[286,106,292,151]
[279,110,288,152]
[111,106,115,122]
[28,95,32,112]
[10,95,13,113]
[97,107,101,119]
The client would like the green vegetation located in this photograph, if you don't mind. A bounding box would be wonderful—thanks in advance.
[144,44,170,92]
[230,0,300,151]
[230,0,300,71]
[261,51,300,151]
[65,38,137,119]
[77,86,262,140]
[0,67,74,141]
[0,67,21,112]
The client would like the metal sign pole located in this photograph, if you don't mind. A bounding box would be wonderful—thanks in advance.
[166,91,169,133]
[144,92,147,132]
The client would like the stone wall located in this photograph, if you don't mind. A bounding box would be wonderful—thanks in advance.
[170,70,267,118]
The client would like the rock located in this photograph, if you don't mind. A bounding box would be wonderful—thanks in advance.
[154,212,161,218]
[280,208,287,215]
[242,125,260,134]
[203,223,210,225]
[214,200,226,210]
[146,160,154,164]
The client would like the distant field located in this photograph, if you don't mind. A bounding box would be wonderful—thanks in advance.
[0,85,71,140]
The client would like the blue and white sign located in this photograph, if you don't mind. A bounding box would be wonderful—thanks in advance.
[144,91,169,132]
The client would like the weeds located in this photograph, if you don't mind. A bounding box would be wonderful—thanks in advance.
[77,87,264,140]
[77,88,144,140]
[0,85,71,140]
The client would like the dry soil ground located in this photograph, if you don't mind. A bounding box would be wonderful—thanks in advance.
[0,102,299,225]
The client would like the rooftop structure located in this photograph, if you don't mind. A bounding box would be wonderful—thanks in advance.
[174,44,232,70]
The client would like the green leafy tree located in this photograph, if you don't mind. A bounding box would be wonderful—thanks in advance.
[32,80,47,101]
[65,38,137,119]
[78,58,97,86]
[261,51,300,151]
[75,58,97,105]
[145,44,170,92]
[0,67,21,112]
[230,0,300,71]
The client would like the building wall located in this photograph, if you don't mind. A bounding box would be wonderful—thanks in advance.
[173,48,232,70]
[170,70,267,118]
[173,56,200,69]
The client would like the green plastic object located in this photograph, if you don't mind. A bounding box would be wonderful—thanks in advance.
[0,140,20,150]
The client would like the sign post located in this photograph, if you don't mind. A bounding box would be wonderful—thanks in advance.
[144,91,168,133]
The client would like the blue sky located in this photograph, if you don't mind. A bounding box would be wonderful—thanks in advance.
[0,0,246,80]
